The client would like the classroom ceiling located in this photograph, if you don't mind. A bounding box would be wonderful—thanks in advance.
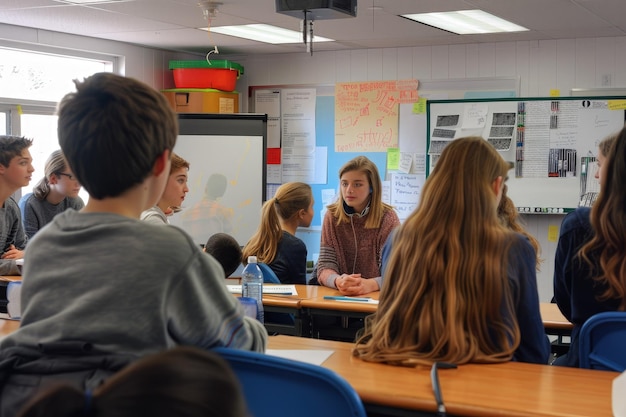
[1,0,625,56]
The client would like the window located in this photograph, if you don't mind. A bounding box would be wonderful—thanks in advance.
[0,44,115,203]
[0,46,112,103]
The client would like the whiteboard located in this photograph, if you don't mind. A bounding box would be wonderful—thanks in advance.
[168,114,267,245]
[427,97,626,212]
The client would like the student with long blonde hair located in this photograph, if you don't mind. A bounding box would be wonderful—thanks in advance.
[553,127,626,367]
[242,182,313,284]
[354,137,550,365]
[316,156,400,296]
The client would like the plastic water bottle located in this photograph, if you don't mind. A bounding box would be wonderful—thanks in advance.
[242,256,264,323]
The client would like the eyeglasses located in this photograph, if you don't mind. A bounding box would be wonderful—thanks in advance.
[57,172,76,181]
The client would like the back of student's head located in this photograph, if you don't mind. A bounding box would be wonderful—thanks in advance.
[598,132,618,158]
[242,182,312,265]
[56,72,178,199]
[16,346,248,417]
[204,233,243,277]
[355,136,518,365]
[33,149,68,200]
[582,126,626,308]
[498,184,542,268]
[0,135,33,168]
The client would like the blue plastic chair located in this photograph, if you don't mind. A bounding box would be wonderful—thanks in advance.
[579,311,626,371]
[212,347,367,417]
[258,262,280,283]
[257,262,294,326]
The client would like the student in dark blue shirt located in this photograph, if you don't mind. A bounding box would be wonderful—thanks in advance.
[553,128,625,367]
[242,182,313,284]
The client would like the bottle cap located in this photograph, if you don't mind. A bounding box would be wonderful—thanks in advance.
[247,256,257,264]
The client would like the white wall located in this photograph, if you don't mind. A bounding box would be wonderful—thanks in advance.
[4,23,626,301]
[223,37,626,302]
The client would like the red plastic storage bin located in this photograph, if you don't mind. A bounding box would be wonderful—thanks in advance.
[169,60,244,91]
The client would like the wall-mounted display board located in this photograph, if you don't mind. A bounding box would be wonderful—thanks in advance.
[427,97,626,213]
[169,113,267,246]
[249,78,520,227]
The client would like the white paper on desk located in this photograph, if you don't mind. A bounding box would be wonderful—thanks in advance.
[613,370,626,416]
[226,285,297,295]
[266,349,334,366]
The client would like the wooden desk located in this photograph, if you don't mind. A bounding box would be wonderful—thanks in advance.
[540,302,572,332]
[540,302,573,356]
[300,287,573,342]
[0,275,21,282]
[268,334,616,417]
[0,319,19,337]
[300,287,572,343]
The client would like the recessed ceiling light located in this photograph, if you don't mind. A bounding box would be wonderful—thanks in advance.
[401,10,528,34]
[53,0,132,4]
[204,24,334,44]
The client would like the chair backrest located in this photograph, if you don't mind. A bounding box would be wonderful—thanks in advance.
[579,311,626,371]
[258,262,281,284]
[212,347,367,417]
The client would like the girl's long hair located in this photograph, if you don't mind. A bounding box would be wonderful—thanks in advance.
[242,182,312,264]
[580,127,626,308]
[497,184,542,269]
[354,137,519,365]
[327,156,393,229]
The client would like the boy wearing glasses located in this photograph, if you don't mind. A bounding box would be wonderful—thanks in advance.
[19,149,85,238]
[0,135,33,274]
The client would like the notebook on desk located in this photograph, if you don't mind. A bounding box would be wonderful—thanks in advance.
[226,284,297,295]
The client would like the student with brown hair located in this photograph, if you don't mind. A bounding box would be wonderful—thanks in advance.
[354,137,549,365]
[0,135,33,273]
[16,346,247,417]
[140,152,190,224]
[242,182,313,284]
[553,127,626,367]
[316,156,400,296]
[497,183,542,269]
[0,73,266,417]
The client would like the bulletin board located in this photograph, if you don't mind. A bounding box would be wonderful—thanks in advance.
[427,96,626,213]
[249,78,520,226]
[250,84,388,228]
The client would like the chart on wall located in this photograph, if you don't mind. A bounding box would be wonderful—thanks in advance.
[427,97,626,213]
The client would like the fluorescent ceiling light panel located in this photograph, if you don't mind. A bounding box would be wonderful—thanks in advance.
[206,24,334,44]
[54,0,131,4]
[402,10,528,34]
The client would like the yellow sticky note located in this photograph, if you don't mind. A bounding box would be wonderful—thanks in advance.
[608,100,626,110]
[549,89,560,97]
[16,105,23,115]
[387,148,400,170]
[413,98,427,114]
[548,225,559,242]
